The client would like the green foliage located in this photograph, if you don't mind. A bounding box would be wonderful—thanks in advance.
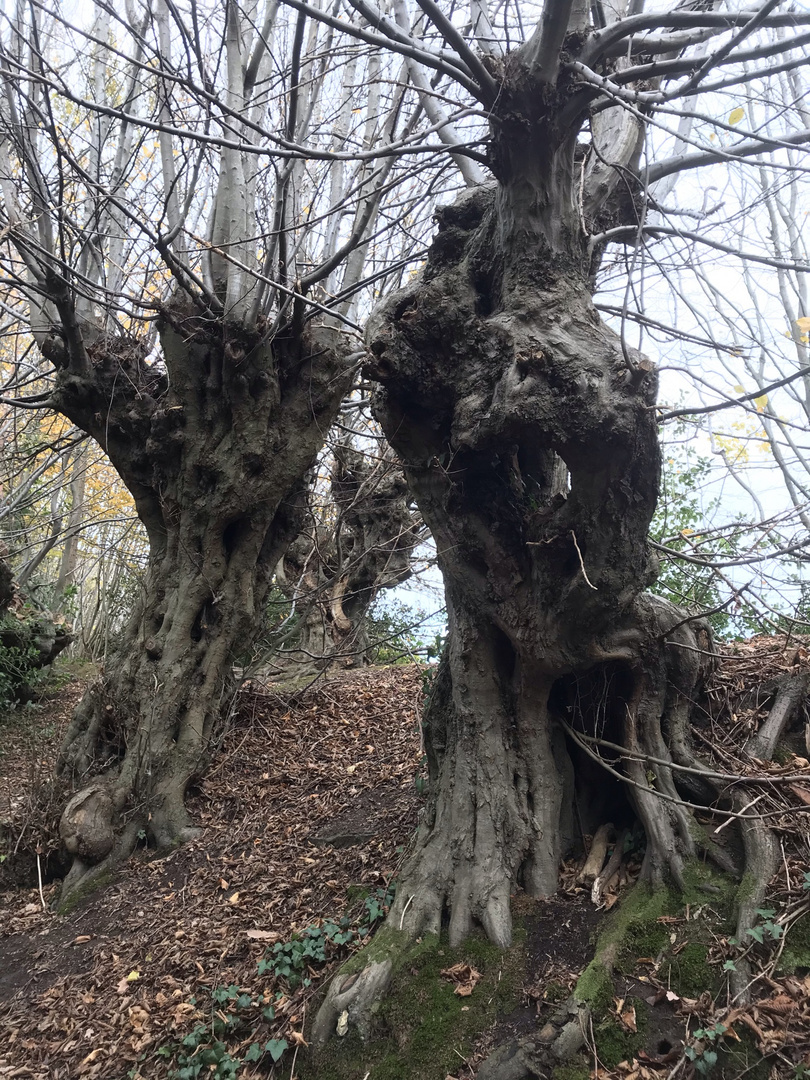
[257,883,396,986]
[172,1023,240,1079]
[364,599,430,664]
[685,1023,727,1075]
[163,885,395,1077]
[162,989,287,1078]
[745,908,783,944]
[651,450,737,635]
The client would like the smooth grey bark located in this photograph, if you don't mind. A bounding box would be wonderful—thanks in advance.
[52,446,87,612]
[52,304,352,895]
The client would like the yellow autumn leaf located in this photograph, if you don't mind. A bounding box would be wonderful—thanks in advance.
[754,394,768,412]
[729,106,745,125]
[732,384,745,394]
[127,970,140,981]
[797,316,810,331]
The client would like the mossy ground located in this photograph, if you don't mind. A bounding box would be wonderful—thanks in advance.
[55,867,118,915]
[299,922,527,1080]
[777,911,810,975]
[302,864,770,1080]
[551,1063,591,1080]
[571,864,765,1076]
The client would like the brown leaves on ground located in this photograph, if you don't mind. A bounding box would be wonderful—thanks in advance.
[440,962,482,997]
[0,666,424,1079]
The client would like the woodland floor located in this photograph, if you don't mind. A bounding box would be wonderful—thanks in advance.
[1,649,810,1080]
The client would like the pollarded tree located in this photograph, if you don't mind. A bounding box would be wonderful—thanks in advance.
[0,0,452,895]
[273,434,425,671]
[301,0,810,1036]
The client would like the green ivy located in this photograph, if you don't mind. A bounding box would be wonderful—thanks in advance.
[163,884,395,1077]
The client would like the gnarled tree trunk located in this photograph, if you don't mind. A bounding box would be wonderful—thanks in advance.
[52,307,352,895]
[363,81,710,945]
[273,441,423,672]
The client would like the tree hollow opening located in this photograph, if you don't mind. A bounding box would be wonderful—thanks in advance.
[552,664,637,844]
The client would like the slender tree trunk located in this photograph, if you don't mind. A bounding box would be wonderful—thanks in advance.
[273,443,422,672]
[52,445,86,612]
[52,309,352,893]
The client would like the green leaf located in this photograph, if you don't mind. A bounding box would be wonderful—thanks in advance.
[244,1043,262,1062]
[262,1005,276,1021]
[756,908,776,919]
[265,1038,289,1062]
[723,960,736,971]
[746,925,764,944]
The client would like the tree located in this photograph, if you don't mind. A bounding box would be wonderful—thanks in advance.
[0,0,441,895]
[272,432,425,671]
[303,1,810,1037]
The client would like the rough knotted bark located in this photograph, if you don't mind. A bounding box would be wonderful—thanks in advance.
[274,442,423,671]
[50,305,352,895]
[359,54,703,949]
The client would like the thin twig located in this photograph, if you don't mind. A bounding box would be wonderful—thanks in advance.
[399,894,415,930]
[289,1001,305,1079]
[36,850,46,911]
[571,531,598,590]
[715,794,763,833]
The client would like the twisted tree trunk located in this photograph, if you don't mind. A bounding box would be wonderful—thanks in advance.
[362,80,712,945]
[51,305,351,895]
[274,442,423,672]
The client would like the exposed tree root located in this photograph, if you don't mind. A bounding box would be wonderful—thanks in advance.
[311,961,393,1044]
[746,673,810,762]
[475,998,590,1080]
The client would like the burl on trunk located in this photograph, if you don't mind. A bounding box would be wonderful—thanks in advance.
[365,75,708,947]
[54,306,351,897]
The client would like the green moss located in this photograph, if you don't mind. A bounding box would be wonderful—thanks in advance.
[551,1061,591,1080]
[593,1004,648,1070]
[299,923,526,1080]
[680,861,737,917]
[661,942,712,997]
[544,979,568,1004]
[345,884,371,905]
[717,1031,769,1080]
[776,911,810,975]
[733,871,758,920]
[56,869,117,915]
[589,882,676,974]
[575,960,613,1013]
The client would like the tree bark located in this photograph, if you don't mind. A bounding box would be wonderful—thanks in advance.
[363,56,704,945]
[273,442,423,672]
[51,305,351,893]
